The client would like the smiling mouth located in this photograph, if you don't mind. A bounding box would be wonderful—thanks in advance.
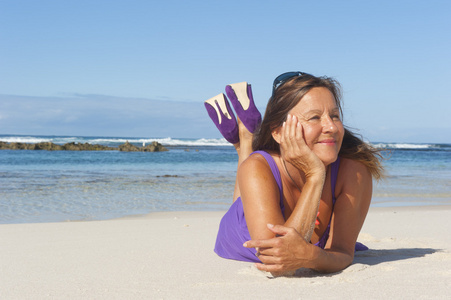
[318,139,336,145]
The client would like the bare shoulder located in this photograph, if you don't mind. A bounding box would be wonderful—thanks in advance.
[238,152,274,176]
[237,152,280,201]
[336,157,372,195]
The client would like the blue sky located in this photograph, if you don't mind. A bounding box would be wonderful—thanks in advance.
[1,0,450,143]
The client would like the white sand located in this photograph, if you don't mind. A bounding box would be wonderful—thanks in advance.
[1,206,451,299]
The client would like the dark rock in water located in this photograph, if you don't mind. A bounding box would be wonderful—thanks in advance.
[62,142,114,151]
[0,140,168,152]
[118,141,140,152]
[143,141,168,152]
[118,141,168,152]
[0,141,66,151]
[39,142,64,150]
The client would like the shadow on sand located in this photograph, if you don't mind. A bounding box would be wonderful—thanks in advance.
[352,247,438,266]
[284,247,441,278]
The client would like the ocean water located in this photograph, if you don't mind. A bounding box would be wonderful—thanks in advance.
[0,135,450,224]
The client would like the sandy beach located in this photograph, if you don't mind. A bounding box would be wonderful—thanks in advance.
[1,206,450,299]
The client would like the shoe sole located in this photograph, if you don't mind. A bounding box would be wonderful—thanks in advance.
[204,93,232,124]
[227,82,250,110]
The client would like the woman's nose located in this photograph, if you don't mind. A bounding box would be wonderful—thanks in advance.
[322,116,338,133]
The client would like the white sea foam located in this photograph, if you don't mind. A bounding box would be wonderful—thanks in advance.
[0,135,232,147]
[152,137,231,147]
[86,137,231,146]
[0,136,52,144]
[372,143,434,149]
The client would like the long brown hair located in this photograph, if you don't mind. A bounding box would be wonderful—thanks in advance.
[252,73,384,180]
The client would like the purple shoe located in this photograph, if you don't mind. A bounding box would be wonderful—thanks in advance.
[225,82,261,133]
[204,93,239,144]
[355,242,369,252]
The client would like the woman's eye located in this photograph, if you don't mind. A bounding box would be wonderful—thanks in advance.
[309,116,320,121]
[331,114,341,120]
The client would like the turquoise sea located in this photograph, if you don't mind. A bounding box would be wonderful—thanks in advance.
[1,135,450,224]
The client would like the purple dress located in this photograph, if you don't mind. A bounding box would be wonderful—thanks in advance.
[214,150,363,263]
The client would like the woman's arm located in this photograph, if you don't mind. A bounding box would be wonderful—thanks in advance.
[238,156,326,241]
[239,114,326,241]
[277,115,327,241]
[238,156,286,240]
[243,159,373,274]
[315,158,373,272]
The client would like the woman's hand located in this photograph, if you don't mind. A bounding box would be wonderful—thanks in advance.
[243,223,315,276]
[280,114,325,179]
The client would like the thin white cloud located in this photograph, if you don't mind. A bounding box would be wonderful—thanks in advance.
[0,94,218,138]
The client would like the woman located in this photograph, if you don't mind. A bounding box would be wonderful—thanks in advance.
[204,72,383,275]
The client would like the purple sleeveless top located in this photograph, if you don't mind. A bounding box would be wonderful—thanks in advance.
[214,150,341,262]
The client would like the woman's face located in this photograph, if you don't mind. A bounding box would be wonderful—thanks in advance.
[288,87,344,165]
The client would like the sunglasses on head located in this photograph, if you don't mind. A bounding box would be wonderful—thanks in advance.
[271,71,311,99]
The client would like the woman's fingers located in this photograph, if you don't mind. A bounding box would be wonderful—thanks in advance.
[266,223,292,236]
[288,114,297,141]
[280,114,311,167]
[296,120,304,142]
[243,237,277,249]
[281,114,296,153]
[244,225,310,274]
[255,252,282,264]
[244,225,301,260]
[243,224,291,248]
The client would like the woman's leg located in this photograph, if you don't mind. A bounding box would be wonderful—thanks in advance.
[232,116,254,202]
[205,82,261,202]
